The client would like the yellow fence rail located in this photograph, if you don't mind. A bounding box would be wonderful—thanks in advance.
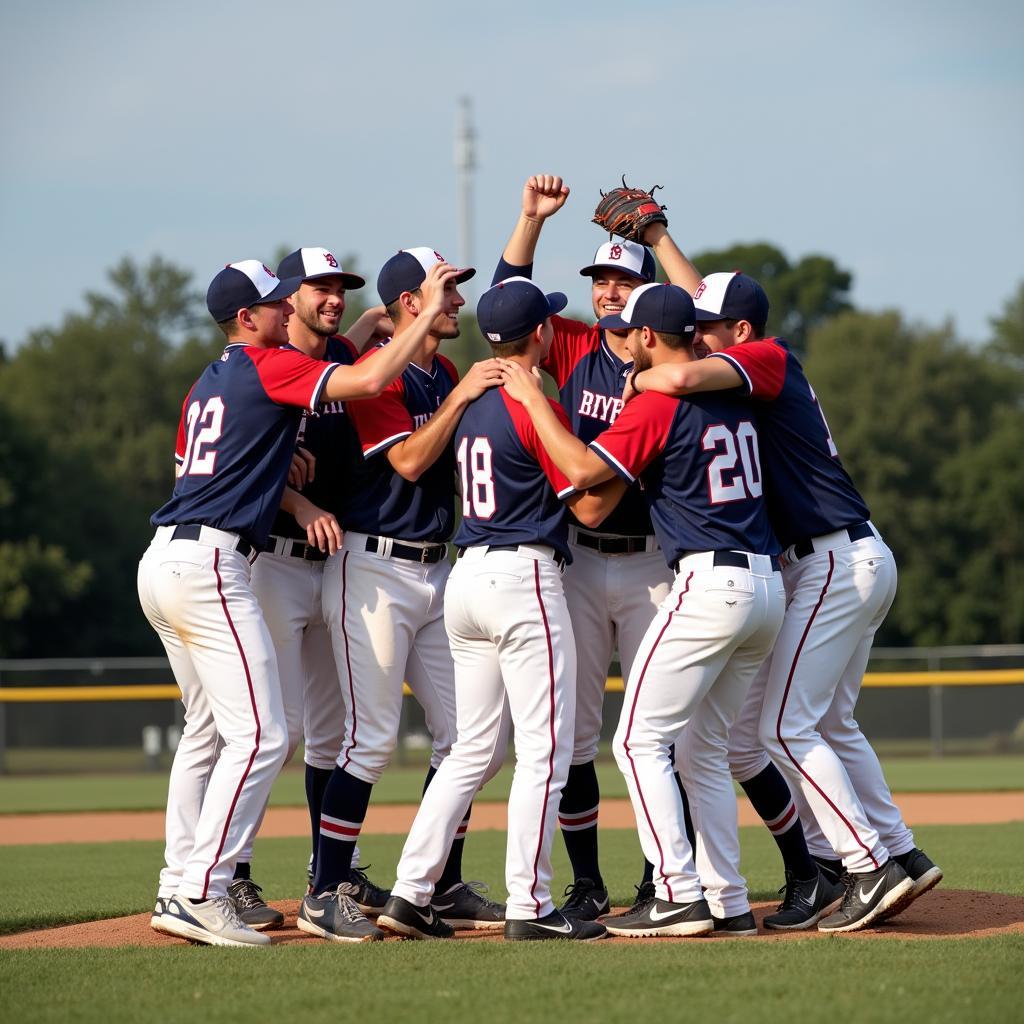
[0,669,1021,703]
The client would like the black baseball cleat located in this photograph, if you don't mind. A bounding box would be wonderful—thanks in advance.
[228,878,285,931]
[763,868,845,931]
[812,855,845,888]
[348,865,391,918]
[504,909,607,942]
[379,895,455,940]
[712,910,758,936]
[877,848,943,921]
[431,880,505,930]
[558,878,610,921]
[627,881,657,914]
[818,859,914,933]
[601,896,714,937]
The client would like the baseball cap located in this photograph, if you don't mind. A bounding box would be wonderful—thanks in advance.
[477,277,568,343]
[376,247,476,306]
[579,239,656,282]
[206,260,303,323]
[277,248,365,289]
[597,282,696,335]
[692,272,770,325]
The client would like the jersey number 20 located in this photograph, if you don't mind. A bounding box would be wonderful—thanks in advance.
[702,421,763,504]
[457,436,496,519]
[178,397,225,477]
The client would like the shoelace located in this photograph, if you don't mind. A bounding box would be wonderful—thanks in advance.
[229,879,267,910]
[630,882,657,913]
[837,872,857,909]
[212,894,247,929]
[334,891,370,924]
[460,880,502,910]
[350,866,389,900]
[561,879,600,911]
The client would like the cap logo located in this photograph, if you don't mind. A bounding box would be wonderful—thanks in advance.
[433,251,444,262]
[693,281,707,299]
[263,265,275,278]
[486,332,501,342]
[609,244,623,260]
[324,252,338,268]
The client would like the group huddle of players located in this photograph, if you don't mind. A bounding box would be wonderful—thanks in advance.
[140,175,942,948]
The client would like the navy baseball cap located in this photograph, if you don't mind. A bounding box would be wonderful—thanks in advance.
[206,260,303,323]
[692,272,770,325]
[377,247,476,306]
[579,239,656,283]
[477,277,568,343]
[597,282,696,335]
[277,247,365,289]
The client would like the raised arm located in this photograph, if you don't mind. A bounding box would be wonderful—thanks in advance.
[319,264,457,402]
[499,175,571,271]
[642,222,702,294]
[344,304,395,354]
[499,360,614,490]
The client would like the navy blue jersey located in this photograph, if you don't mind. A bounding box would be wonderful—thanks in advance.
[493,258,653,538]
[152,343,338,549]
[590,389,779,567]
[268,335,363,540]
[709,339,870,547]
[453,387,575,562]
[345,346,459,542]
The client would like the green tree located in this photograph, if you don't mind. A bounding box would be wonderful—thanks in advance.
[987,280,1024,373]
[684,242,853,353]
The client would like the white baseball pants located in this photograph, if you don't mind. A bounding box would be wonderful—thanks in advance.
[757,528,915,873]
[391,546,575,920]
[613,553,785,917]
[137,528,287,901]
[563,532,673,763]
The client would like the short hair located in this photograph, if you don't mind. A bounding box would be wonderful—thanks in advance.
[216,317,238,339]
[385,288,421,325]
[650,328,693,351]
[487,332,532,358]
[722,318,766,339]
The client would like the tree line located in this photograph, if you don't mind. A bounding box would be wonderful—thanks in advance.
[0,246,1020,656]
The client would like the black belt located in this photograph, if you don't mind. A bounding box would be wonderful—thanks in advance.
[271,536,327,562]
[672,550,781,573]
[457,544,567,572]
[366,536,448,563]
[574,532,652,555]
[790,522,873,560]
[170,524,256,561]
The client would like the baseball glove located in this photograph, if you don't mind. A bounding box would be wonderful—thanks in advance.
[592,176,667,244]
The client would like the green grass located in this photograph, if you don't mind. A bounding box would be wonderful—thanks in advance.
[1,754,1021,814]
[1,825,1022,1023]
[1,823,1021,936]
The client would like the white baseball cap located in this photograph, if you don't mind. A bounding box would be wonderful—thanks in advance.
[579,240,656,282]
[206,260,303,323]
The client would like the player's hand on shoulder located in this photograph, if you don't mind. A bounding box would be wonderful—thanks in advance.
[458,358,505,401]
[289,446,316,488]
[293,501,343,555]
[498,359,544,404]
[419,261,458,314]
[522,174,570,221]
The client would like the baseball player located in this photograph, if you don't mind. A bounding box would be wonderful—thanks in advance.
[489,175,708,918]
[499,282,786,937]
[231,248,393,929]
[630,271,941,931]
[301,247,509,944]
[379,277,623,942]
[141,258,456,947]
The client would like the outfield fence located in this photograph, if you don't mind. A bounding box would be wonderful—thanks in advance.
[0,646,1022,774]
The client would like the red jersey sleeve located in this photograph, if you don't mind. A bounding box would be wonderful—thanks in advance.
[588,392,676,482]
[173,384,196,472]
[244,346,339,411]
[709,339,786,400]
[501,392,575,498]
[540,315,600,390]
[346,348,412,457]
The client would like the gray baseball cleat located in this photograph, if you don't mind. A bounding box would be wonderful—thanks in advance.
[431,880,505,930]
[763,869,844,931]
[228,878,285,931]
[297,883,385,943]
[158,894,271,947]
[818,860,914,933]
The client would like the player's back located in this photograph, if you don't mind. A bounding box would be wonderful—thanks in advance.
[453,387,574,562]
[709,338,869,547]
[152,343,333,548]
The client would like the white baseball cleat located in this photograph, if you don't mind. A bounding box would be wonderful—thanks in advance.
[158,894,271,947]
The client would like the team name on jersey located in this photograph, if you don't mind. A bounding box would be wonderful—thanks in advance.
[412,409,437,430]
[578,389,623,424]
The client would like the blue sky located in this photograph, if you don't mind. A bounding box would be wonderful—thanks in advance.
[1,0,1021,347]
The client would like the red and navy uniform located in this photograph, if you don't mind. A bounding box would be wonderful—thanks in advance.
[453,387,575,562]
[589,390,778,566]
[708,339,870,548]
[268,336,363,540]
[345,346,459,542]
[152,343,338,549]
[493,257,651,537]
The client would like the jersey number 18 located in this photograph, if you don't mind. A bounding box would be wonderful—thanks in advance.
[457,436,496,519]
